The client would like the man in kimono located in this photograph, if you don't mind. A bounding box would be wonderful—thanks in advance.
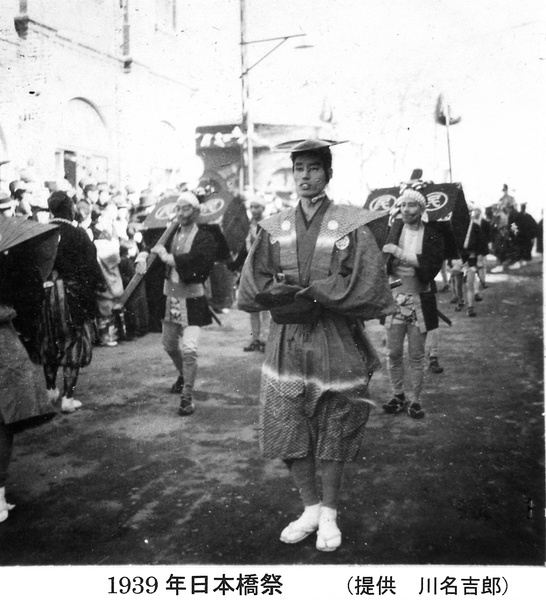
[149,192,217,416]
[238,139,396,552]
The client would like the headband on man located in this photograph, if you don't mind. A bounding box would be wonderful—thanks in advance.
[389,183,430,224]
[175,191,201,211]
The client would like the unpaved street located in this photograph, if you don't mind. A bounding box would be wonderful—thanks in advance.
[0,263,543,566]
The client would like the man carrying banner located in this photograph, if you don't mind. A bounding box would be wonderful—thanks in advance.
[382,182,445,419]
[139,192,217,416]
[238,139,396,552]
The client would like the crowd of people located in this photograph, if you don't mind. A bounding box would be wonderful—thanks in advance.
[487,184,542,273]
[0,149,542,551]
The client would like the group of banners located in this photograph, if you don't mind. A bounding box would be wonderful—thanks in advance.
[141,171,469,262]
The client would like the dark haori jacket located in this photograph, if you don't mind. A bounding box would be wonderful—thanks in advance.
[50,220,106,324]
[384,218,445,331]
[165,224,218,326]
[169,226,218,284]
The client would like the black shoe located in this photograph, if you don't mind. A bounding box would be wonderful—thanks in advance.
[429,357,444,374]
[474,294,483,302]
[243,340,262,352]
[170,375,184,394]
[383,394,407,414]
[407,402,425,419]
[467,307,476,317]
[454,301,464,312]
[178,398,195,416]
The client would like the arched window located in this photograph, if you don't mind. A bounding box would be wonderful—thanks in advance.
[56,98,109,186]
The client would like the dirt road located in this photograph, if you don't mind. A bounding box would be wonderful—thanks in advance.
[0,261,543,567]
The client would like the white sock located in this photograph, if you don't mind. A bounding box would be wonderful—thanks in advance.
[319,506,340,534]
[295,503,321,527]
[47,388,59,402]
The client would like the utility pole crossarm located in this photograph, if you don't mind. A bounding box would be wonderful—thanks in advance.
[240,33,307,76]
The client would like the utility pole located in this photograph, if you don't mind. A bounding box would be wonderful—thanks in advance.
[239,0,253,194]
[239,0,308,195]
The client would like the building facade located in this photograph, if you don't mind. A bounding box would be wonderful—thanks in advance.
[0,0,200,193]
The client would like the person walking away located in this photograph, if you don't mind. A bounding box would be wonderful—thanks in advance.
[238,139,396,552]
[382,183,445,419]
[35,192,105,412]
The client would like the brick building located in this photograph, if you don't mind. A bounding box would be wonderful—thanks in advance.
[0,0,200,193]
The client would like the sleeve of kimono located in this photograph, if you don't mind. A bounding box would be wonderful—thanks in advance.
[237,228,278,313]
[297,225,397,320]
[173,230,216,283]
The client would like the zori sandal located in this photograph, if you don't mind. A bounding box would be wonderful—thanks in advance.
[280,504,321,544]
[316,507,342,552]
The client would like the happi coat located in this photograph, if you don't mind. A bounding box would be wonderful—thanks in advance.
[238,198,396,461]
[383,218,445,333]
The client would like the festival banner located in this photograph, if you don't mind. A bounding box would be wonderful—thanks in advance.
[365,182,470,259]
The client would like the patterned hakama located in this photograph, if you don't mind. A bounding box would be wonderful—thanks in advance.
[238,200,396,462]
[260,316,372,461]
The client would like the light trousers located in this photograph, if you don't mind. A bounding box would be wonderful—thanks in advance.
[162,320,201,395]
[386,322,427,404]
[427,327,440,359]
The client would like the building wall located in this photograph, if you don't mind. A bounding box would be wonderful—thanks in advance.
[0,0,198,193]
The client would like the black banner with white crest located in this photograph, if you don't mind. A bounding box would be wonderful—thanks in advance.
[365,182,470,259]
